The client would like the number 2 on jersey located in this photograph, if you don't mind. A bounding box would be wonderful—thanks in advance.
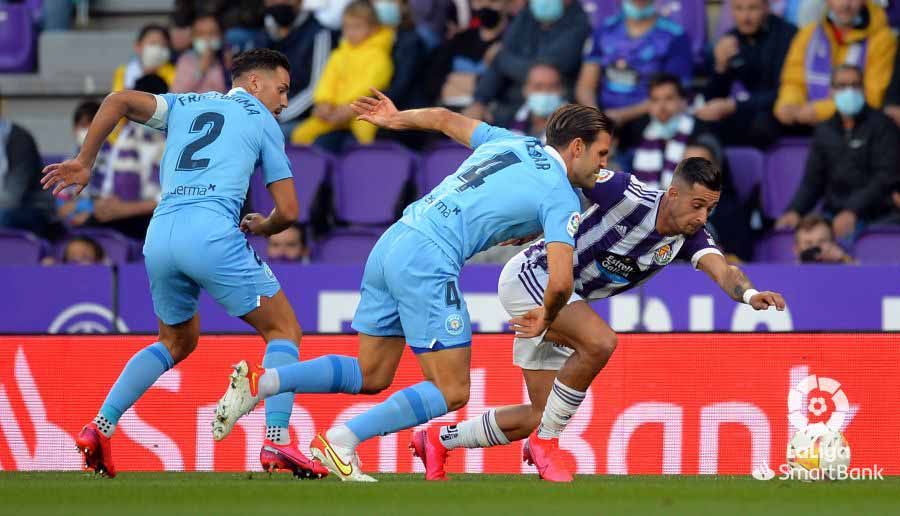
[455,151,521,192]
[176,112,225,171]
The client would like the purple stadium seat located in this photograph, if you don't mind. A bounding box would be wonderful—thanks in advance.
[60,228,137,264]
[853,225,900,264]
[420,142,470,194]
[581,1,706,61]
[754,229,796,263]
[333,142,416,226]
[313,229,383,264]
[762,144,809,219]
[0,229,47,265]
[724,147,764,203]
[0,4,36,72]
[249,146,332,224]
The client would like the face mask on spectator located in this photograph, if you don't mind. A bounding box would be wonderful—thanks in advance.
[374,1,401,27]
[527,92,563,117]
[622,0,657,20]
[193,38,222,54]
[834,87,865,116]
[475,7,503,29]
[267,4,298,27]
[529,0,564,24]
[140,44,171,70]
[75,128,88,147]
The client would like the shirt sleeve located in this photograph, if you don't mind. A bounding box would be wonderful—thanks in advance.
[470,122,517,149]
[582,170,631,211]
[678,225,723,269]
[259,117,293,185]
[538,180,581,247]
[144,93,179,131]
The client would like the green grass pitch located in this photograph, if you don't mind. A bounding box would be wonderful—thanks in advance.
[1,473,898,516]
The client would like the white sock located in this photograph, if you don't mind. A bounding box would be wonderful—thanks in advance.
[536,379,586,439]
[265,426,290,445]
[326,424,361,453]
[439,409,510,450]
[93,414,116,438]
[258,369,280,400]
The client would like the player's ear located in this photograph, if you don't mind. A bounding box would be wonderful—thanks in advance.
[570,137,584,159]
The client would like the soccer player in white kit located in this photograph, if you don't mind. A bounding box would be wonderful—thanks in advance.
[411,157,786,482]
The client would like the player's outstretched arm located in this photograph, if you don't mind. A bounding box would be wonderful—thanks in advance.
[697,253,786,311]
[351,88,481,148]
[510,242,575,338]
[41,90,159,196]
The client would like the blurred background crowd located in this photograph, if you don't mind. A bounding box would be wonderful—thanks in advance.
[1,0,899,267]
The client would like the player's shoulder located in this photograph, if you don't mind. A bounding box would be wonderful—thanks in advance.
[621,173,662,207]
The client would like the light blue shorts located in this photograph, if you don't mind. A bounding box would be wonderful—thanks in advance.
[143,210,281,325]
[351,223,471,353]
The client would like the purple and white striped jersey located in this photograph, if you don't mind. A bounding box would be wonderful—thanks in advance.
[522,170,722,300]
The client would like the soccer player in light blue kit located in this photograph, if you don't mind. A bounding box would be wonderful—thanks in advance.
[41,49,328,479]
[214,88,614,481]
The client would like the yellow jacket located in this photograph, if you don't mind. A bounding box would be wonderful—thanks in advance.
[313,26,395,105]
[111,61,176,93]
[775,0,897,121]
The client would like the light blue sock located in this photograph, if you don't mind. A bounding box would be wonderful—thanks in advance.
[262,339,299,429]
[275,355,362,394]
[98,342,173,431]
[345,381,448,441]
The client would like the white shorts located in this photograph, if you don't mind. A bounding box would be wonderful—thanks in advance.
[497,250,582,370]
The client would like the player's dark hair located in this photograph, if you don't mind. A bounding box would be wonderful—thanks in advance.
[72,100,101,126]
[648,72,686,98]
[136,23,170,45]
[545,104,614,149]
[134,73,170,95]
[63,236,106,264]
[231,48,291,80]
[673,157,722,192]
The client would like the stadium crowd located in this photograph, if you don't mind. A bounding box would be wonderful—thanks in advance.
[2,0,900,265]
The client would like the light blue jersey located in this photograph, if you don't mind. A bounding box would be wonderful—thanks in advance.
[152,88,292,222]
[400,123,582,266]
[353,123,581,351]
[142,88,290,325]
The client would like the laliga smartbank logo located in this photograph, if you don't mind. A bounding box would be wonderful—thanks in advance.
[751,374,884,481]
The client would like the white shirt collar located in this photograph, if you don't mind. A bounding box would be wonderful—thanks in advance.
[544,145,567,173]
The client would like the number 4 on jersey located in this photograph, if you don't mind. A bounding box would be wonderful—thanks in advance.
[455,151,521,192]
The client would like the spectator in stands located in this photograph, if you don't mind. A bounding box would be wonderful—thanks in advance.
[61,236,106,265]
[776,65,899,240]
[793,214,855,263]
[575,0,691,149]
[425,0,509,109]
[465,0,590,127]
[683,134,755,262]
[267,223,310,263]
[774,0,896,130]
[217,0,267,53]
[303,0,354,30]
[290,1,394,149]
[882,45,900,127]
[377,0,428,111]
[263,0,335,128]
[631,74,708,189]
[408,0,459,49]
[508,62,565,141]
[169,8,195,63]
[86,75,167,240]
[699,0,797,148]
[173,14,231,94]
[56,100,109,228]
[0,91,54,236]
[112,24,176,92]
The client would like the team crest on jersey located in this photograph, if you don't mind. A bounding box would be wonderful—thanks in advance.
[567,212,581,238]
[652,244,674,265]
[445,314,465,336]
[596,169,615,183]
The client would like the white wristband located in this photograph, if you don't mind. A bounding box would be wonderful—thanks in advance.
[742,289,760,305]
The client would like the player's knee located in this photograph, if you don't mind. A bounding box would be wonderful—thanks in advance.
[581,332,617,369]
[359,372,394,394]
[160,336,197,364]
